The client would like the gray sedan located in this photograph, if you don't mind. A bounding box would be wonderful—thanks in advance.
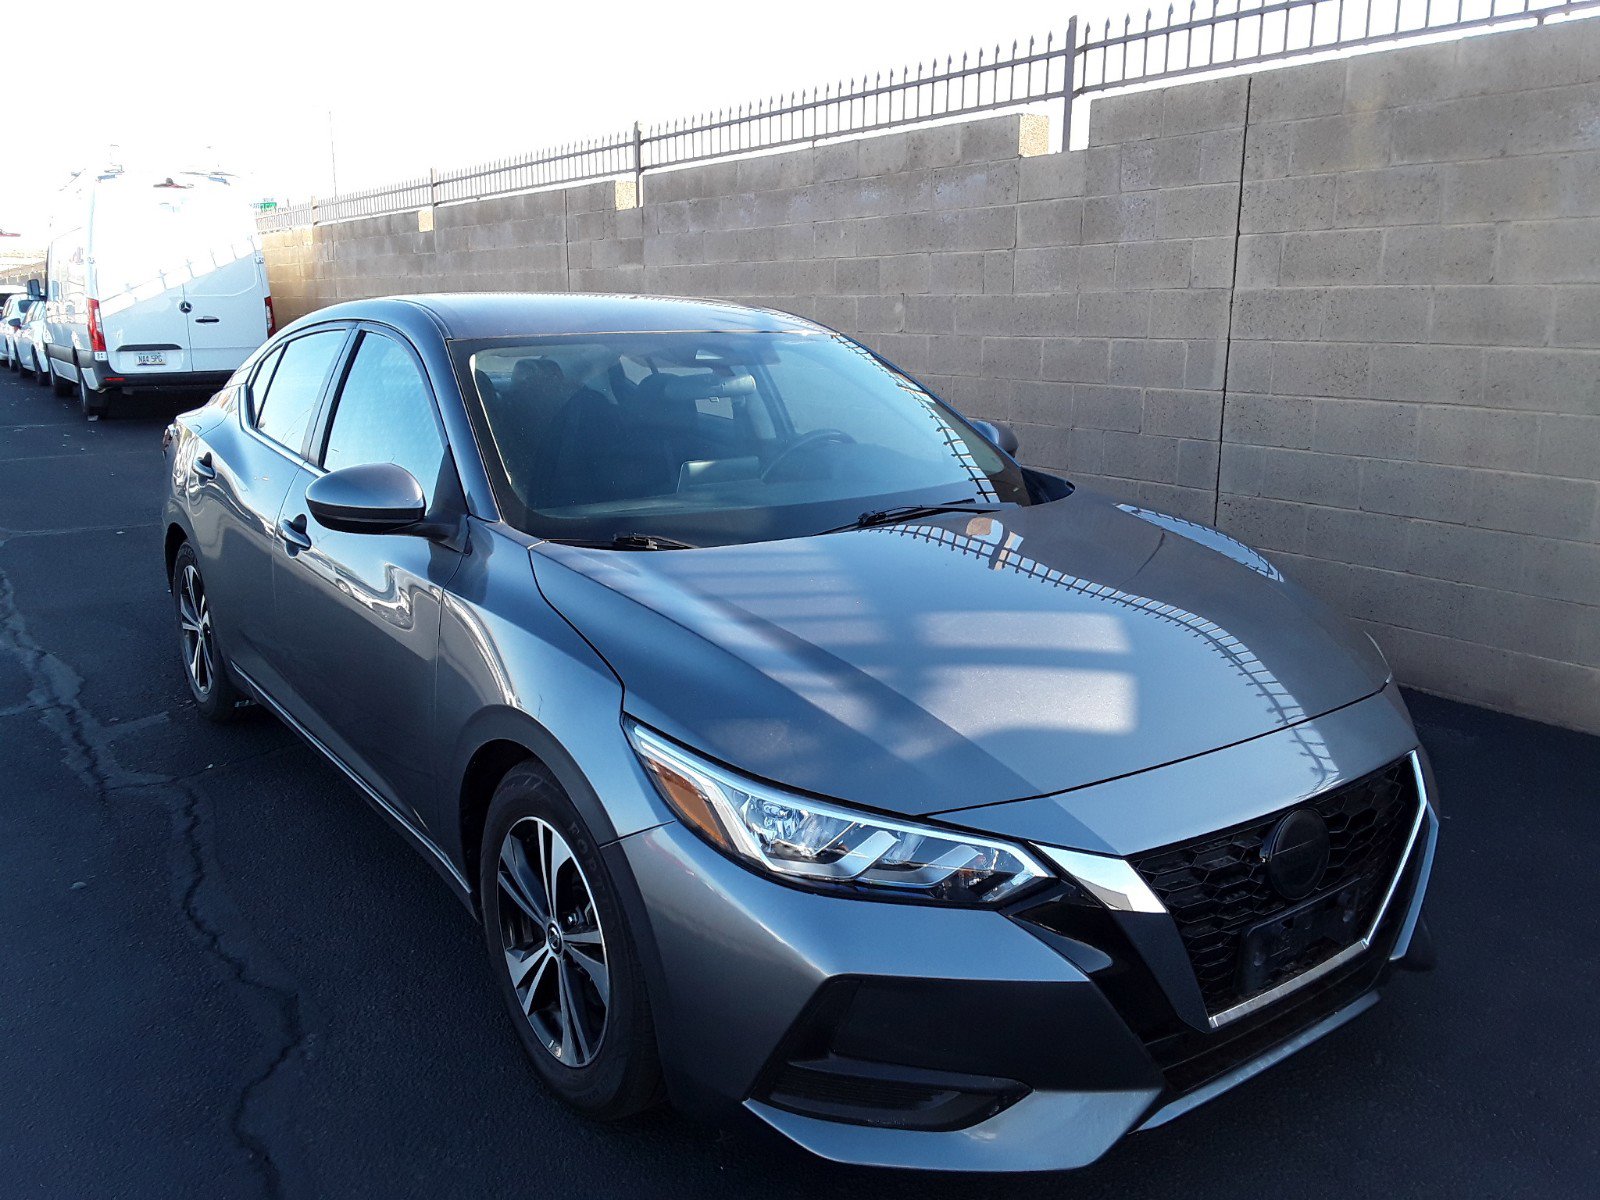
[160,293,1437,1173]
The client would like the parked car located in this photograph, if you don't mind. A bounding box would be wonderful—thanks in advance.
[2,294,35,368]
[44,166,273,416]
[16,291,52,382]
[161,294,1438,1173]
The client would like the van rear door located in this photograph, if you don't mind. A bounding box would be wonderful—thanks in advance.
[180,186,270,373]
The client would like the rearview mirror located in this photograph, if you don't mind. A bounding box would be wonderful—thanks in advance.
[306,463,427,535]
[27,278,42,300]
[969,419,1020,457]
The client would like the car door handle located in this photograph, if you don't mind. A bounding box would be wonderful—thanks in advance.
[195,317,220,324]
[193,452,216,481]
[278,514,313,553]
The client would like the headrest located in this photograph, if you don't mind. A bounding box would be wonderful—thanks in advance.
[512,356,565,391]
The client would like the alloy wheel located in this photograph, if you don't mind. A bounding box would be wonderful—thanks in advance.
[177,564,216,697]
[495,816,609,1068]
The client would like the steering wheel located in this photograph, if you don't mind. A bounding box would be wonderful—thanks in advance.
[760,428,856,481]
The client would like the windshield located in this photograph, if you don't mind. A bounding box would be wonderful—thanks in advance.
[453,331,1033,547]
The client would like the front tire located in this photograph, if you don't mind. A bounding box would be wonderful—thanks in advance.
[171,542,242,722]
[480,761,662,1120]
[51,360,73,396]
[34,351,51,386]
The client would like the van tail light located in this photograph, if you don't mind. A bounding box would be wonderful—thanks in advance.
[87,298,106,353]
[264,295,276,336]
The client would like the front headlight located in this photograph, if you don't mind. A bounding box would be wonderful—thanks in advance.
[627,722,1049,905]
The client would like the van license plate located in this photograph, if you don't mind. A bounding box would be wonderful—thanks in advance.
[136,352,166,367]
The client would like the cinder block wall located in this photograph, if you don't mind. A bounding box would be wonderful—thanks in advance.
[264,19,1600,733]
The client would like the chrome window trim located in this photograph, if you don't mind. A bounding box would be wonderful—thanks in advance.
[1040,750,1432,1030]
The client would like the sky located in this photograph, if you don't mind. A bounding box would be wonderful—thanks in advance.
[0,0,1124,250]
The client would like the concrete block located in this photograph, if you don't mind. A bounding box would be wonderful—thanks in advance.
[954,293,1075,337]
[1120,136,1200,193]
[904,294,956,335]
[1223,393,1315,449]
[928,206,1017,252]
[1009,381,1073,424]
[1232,288,1325,342]
[930,252,986,294]
[1190,237,1237,288]
[1553,286,1600,348]
[1017,198,1084,247]
[1110,339,1187,388]
[1114,240,1192,289]
[1088,89,1166,146]
[1321,286,1431,344]
[1495,220,1600,285]
[1367,344,1485,406]
[1101,430,1180,483]
[1379,225,1496,285]
[1251,59,1347,122]
[1452,21,1600,97]
[834,257,881,295]
[1019,152,1088,201]
[1270,341,1373,398]
[881,254,932,295]
[1358,458,1479,524]
[1431,286,1553,349]
[1186,340,1228,389]
[1242,122,1293,182]
[1077,291,1151,338]
[1215,493,1310,554]
[961,115,1033,164]
[1226,341,1274,392]
[1224,444,1364,506]
[1156,184,1241,239]
[1082,146,1122,196]
[926,333,984,376]
[931,161,1019,210]
[1280,228,1384,285]
[1417,407,1541,472]
[812,219,859,259]
[983,251,1015,294]
[981,337,1044,379]
[1334,166,1444,228]
[1151,290,1232,339]
[1312,397,1420,459]
[1536,414,1600,481]
[1176,437,1221,489]
[1343,40,1459,113]
[1523,537,1600,608]
[1161,77,1249,136]
[1042,338,1111,383]
[1442,156,1565,224]
[1144,389,1223,440]
[1073,385,1145,432]
[1082,193,1160,244]
[1290,111,1393,175]
[855,293,907,334]
[1507,656,1600,736]
[1305,506,1410,570]
[1235,234,1283,288]
[1484,348,1600,415]
[1408,519,1530,593]
[1477,472,1600,540]
[1242,176,1338,233]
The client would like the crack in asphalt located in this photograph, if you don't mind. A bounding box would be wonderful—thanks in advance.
[0,553,304,1199]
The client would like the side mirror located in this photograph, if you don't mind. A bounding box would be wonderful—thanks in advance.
[26,278,41,300]
[306,463,426,535]
[969,419,1020,457]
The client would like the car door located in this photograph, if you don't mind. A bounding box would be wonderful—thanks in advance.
[183,324,351,693]
[271,325,466,832]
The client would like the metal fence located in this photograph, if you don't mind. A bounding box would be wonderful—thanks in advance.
[260,0,1599,231]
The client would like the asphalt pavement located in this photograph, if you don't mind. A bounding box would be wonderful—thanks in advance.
[1,365,1596,1199]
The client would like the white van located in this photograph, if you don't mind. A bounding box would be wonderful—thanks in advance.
[44,167,274,416]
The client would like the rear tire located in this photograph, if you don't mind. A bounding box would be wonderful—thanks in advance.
[479,761,663,1121]
[51,361,72,396]
[171,542,242,722]
[34,351,50,386]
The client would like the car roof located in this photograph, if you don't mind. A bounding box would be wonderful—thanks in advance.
[301,293,829,340]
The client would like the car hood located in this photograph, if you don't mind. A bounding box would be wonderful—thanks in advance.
[531,491,1389,818]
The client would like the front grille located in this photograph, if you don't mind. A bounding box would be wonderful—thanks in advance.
[1130,757,1418,1017]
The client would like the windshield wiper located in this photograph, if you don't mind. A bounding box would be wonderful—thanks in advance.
[545,533,699,551]
[819,498,1002,536]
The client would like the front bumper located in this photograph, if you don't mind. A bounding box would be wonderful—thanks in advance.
[612,700,1437,1172]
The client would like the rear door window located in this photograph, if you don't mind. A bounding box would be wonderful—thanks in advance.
[253,330,345,456]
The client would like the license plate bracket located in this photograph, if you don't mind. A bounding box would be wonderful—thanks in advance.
[1237,885,1362,997]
